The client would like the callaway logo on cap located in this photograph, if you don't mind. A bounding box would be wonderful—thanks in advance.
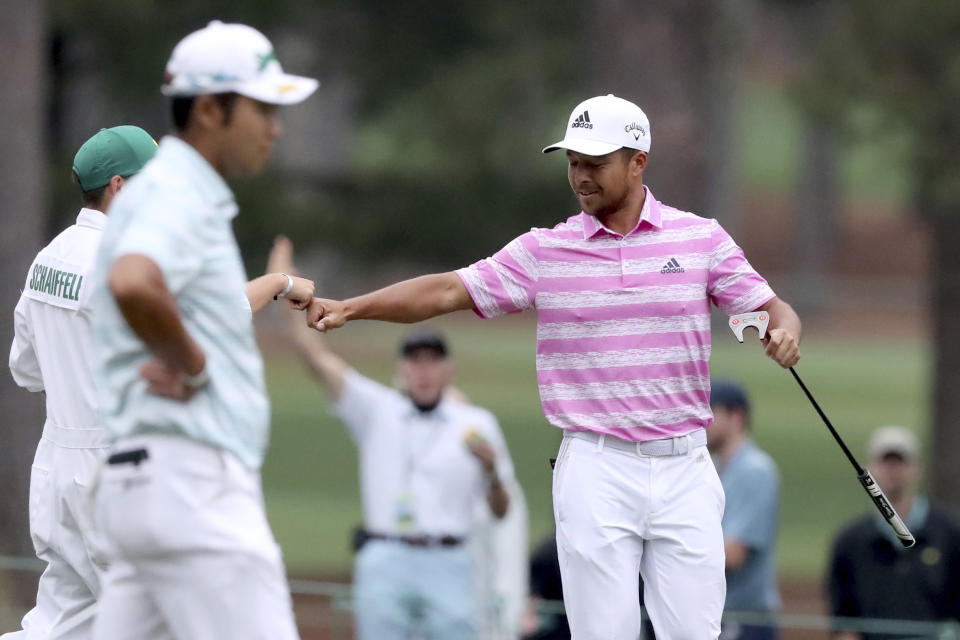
[543,94,651,156]
[161,21,319,105]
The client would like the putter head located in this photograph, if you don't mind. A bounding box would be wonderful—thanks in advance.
[729,312,770,343]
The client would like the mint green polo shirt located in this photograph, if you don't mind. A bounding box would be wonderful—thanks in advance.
[92,136,269,469]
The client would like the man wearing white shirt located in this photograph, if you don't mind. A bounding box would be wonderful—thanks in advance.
[268,237,515,640]
[90,22,318,640]
[5,126,157,640]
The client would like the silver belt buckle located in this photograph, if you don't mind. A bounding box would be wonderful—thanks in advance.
[635,441,651,457]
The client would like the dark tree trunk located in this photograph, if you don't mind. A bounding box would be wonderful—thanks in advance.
[930,206,960,513]
[793,120,838,317]
[0,0,47,605]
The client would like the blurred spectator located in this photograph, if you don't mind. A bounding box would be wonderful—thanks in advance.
[827,426,960,640]
[270,237,516,640]
[708,380,781,640]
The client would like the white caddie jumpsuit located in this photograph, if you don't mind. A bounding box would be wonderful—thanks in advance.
[7,208,111,639]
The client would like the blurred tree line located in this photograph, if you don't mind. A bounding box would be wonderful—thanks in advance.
[42,0,759,275]
[2,0,760,575]
[3,0,960,586]
[800,0,960,511]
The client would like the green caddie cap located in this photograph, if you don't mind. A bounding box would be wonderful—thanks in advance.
[72,125,158,191]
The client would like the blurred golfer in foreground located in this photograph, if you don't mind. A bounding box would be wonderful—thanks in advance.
[90,22,317,639]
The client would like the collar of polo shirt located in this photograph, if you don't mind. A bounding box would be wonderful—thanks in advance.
[160,136,239,218]
[581,186,663,239]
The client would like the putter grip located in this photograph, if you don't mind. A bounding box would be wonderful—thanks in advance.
[858,470,916,548]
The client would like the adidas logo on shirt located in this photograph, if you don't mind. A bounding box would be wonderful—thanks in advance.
[570,111,593,129]
[660,258,685,274]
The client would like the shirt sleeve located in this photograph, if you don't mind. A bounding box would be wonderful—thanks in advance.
[722,459,779,551]
[707,220,776,315]
[111,196,207,295]
[455,231,540,319]
[333,369,393,442]
[8,296,44,392]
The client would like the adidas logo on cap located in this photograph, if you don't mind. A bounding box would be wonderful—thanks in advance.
[543,95,652,156]
[570,110,593,129]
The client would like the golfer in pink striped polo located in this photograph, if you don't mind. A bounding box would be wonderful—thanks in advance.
[309,94,801,640]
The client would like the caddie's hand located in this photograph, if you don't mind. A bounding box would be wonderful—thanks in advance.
[267,235,297,275]
[306,297,347,332]
[762,328,801,368]
[140,358,204,402]
[284,276,315,310]
[465,433,497,472]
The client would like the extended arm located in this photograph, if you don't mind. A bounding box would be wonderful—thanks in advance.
[756,297,801,368]
[245,273,314,313]
[308,272,474,331]
[266,236,348,398]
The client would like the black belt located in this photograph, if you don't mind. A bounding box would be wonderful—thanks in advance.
[366,532,464,548]
[107,448,149,466]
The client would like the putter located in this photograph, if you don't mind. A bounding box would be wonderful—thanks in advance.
[728,311,915,548]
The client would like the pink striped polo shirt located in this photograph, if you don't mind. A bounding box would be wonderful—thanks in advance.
[455,187,775,442]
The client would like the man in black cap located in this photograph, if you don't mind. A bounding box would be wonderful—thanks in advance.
[268,237,514,640]
[707,380,781,640]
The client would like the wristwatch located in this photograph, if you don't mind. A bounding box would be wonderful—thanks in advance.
[181,367,210,389]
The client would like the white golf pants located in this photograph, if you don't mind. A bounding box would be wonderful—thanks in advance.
[2,428,108,640]
[553,430,726,640]
[91,434,299,640]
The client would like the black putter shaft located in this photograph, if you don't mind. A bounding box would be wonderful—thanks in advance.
[787,366,916,548]
[788,367,863,472]
[728,312,915,548]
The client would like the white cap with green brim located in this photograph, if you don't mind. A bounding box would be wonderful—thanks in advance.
[161,21,318,105]
[543,94,651,156]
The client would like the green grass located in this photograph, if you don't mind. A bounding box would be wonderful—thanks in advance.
[262,315,928,580]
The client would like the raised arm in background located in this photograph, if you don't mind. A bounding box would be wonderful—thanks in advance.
[267,236,349,399]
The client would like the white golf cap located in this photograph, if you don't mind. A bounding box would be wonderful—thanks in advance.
[867,425,919,461]
[161,21,318,105]
[543,94,651,156]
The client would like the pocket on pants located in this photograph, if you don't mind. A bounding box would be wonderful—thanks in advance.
[552,438,574,522]
[703,452,726,517]
[29,465,54,553]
